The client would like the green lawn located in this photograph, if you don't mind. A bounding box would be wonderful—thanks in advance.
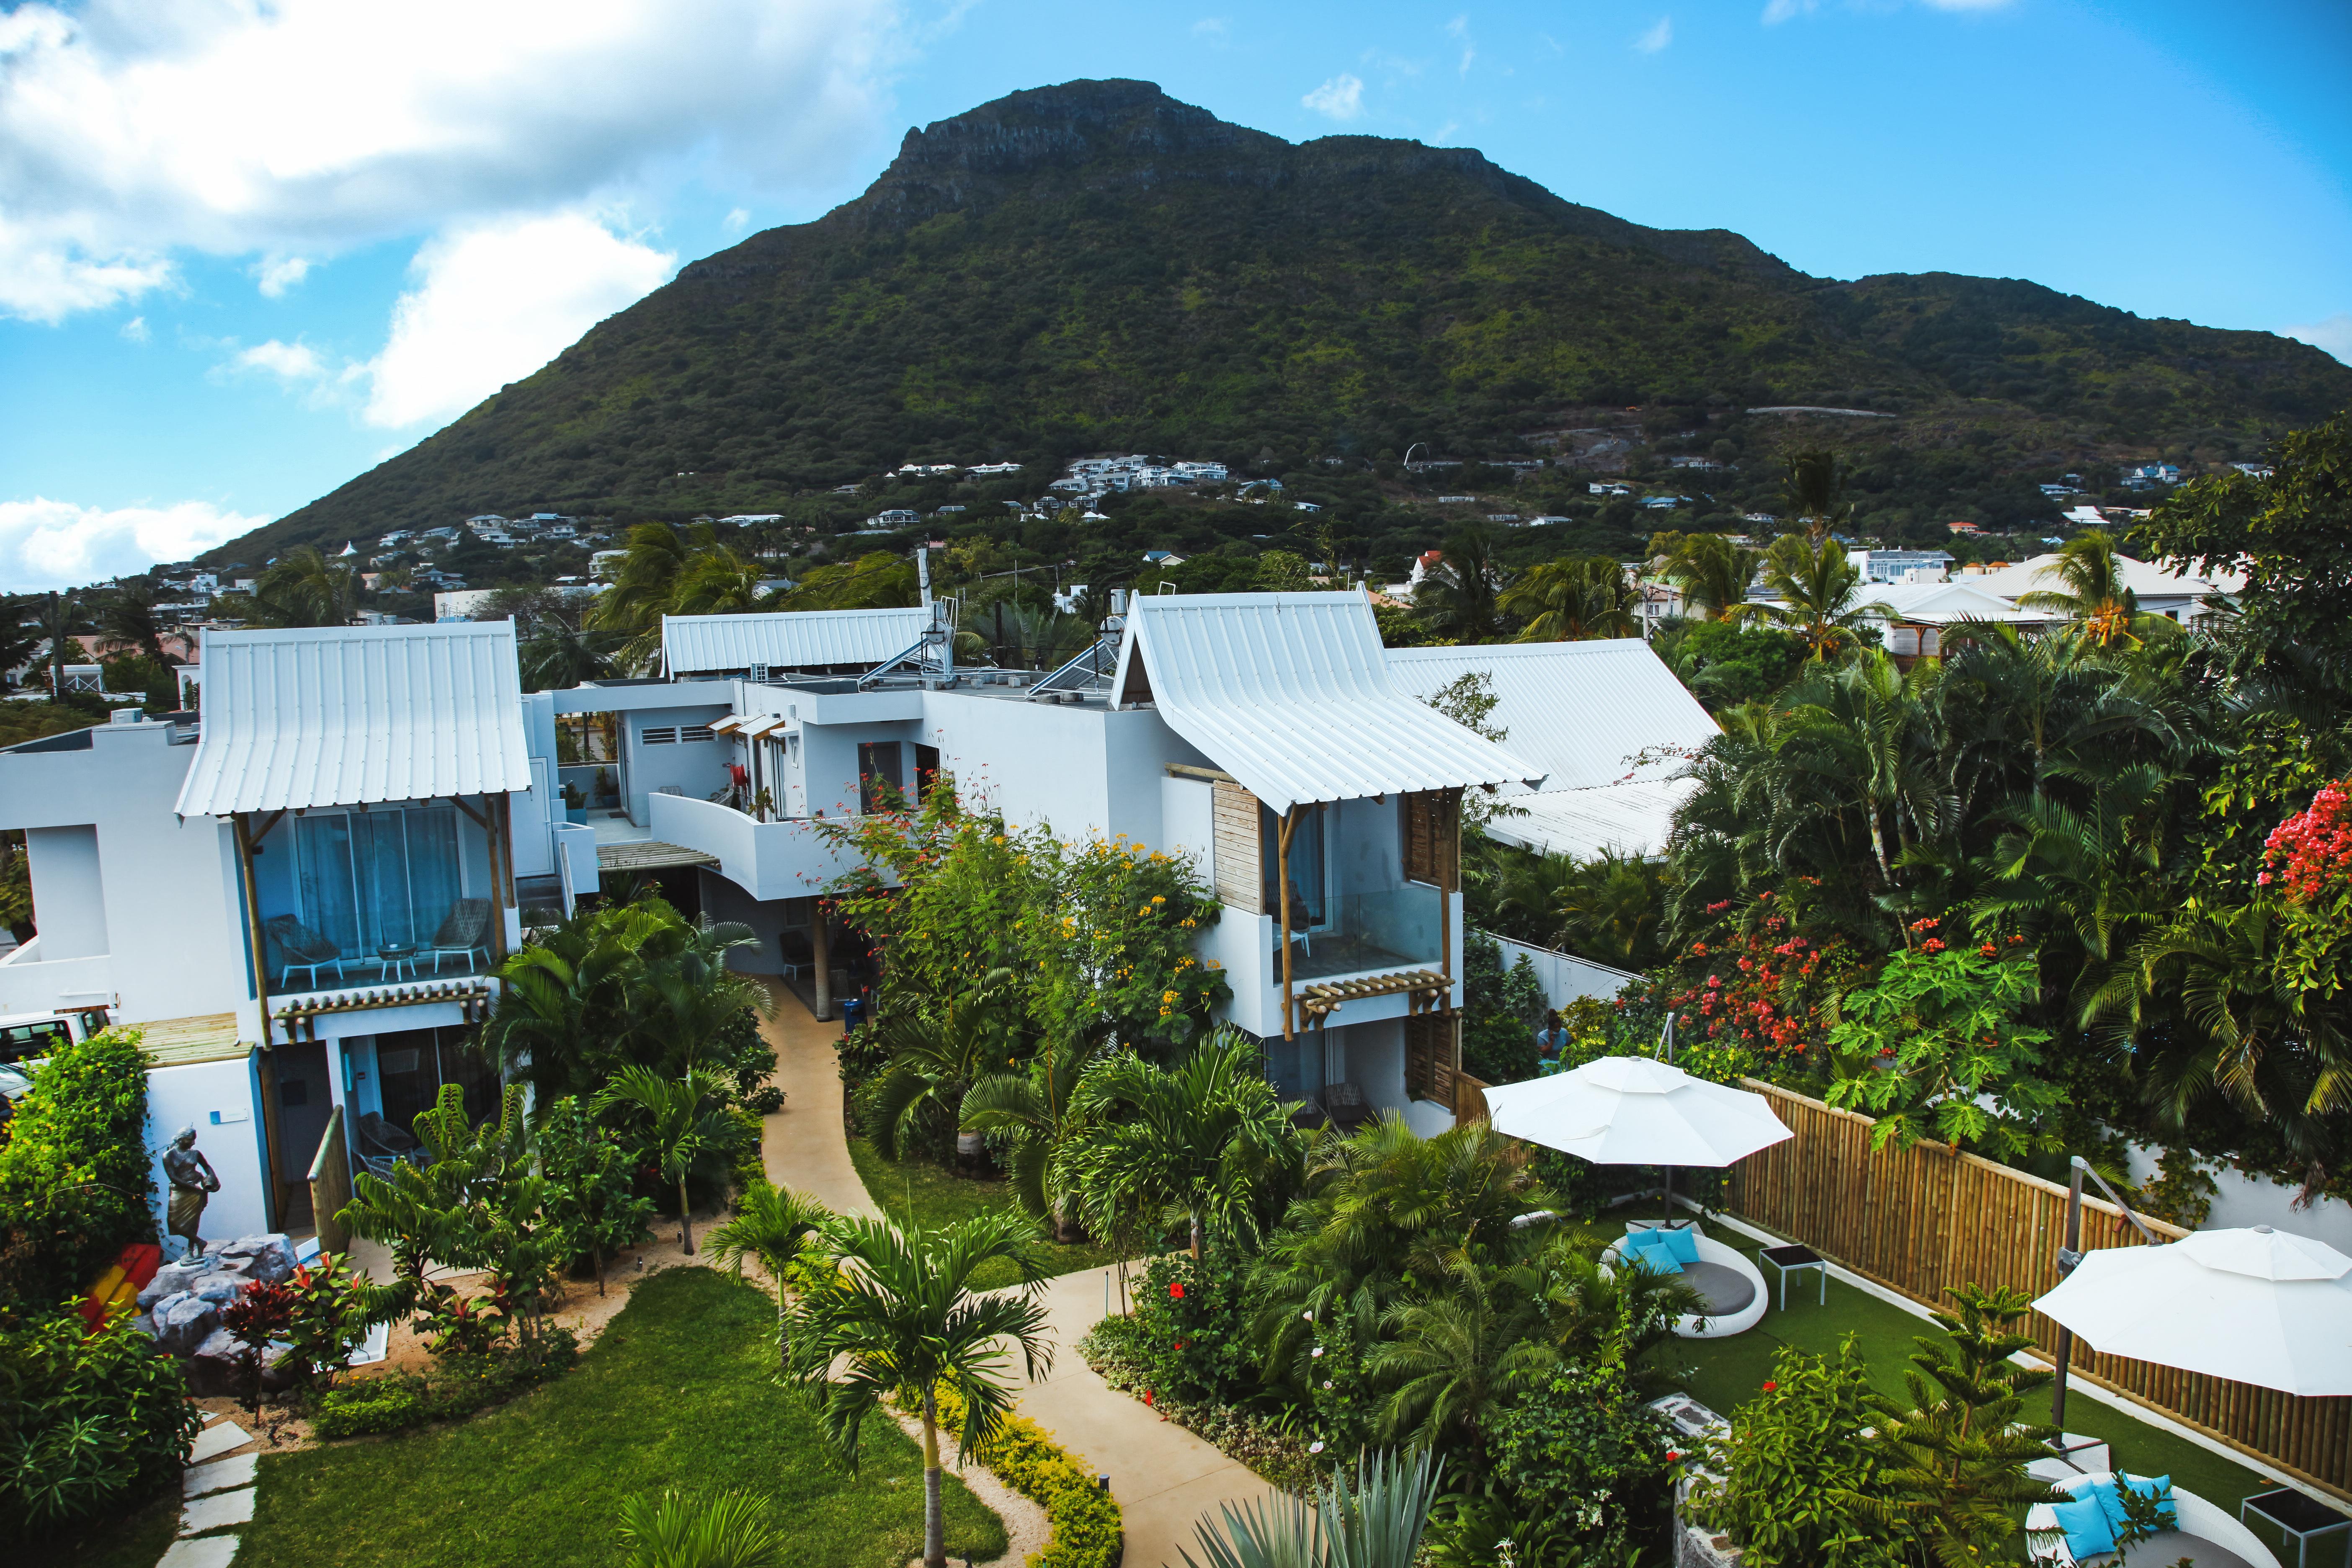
[238,1267,1006,1568]
[1663,1221,2275,1513]
[848,1136,1130,1289]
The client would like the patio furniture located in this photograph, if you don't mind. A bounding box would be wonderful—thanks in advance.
[356,1111,423,1179]
[1601,1221,1769,1340]
[426,899,492,975]
[778,928,814,983]
[2241,1489,2352,1568]
[1761,1242,1827,1311]
[1320,1079,1375,1131]
[2028,1471,2282,1568]
[375,943,419,982]
[266,916,346,990]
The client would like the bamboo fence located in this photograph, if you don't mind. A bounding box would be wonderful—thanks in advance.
[1724,1079,2352,1501]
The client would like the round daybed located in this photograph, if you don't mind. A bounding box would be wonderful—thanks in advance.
[1599,1222,1768,1340]
[2026,1472,2282,1568]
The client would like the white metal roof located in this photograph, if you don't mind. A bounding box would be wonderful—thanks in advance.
[1859,580,2055,625]
[1114,591,1547,815]
[661,608,930,675]
[175,622,534,817]
[1485,777,1700,861]
[1386,639,1720,793]
[1968,552,2246,601]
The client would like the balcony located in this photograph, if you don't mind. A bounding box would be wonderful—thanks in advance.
[1270,885,1444,983]
[644,793,875,902]
[250,803,501,1000]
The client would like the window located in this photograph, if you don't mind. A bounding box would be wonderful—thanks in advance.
[641,727,679,745]
[913,744,941,803]
[858,742,905,814]
[294,805,463,958]
[374,1025,501,1130]
[681,725,717,744]
[1261,804,1330,928]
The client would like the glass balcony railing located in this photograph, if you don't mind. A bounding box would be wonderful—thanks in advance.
[1270,883,1444,983]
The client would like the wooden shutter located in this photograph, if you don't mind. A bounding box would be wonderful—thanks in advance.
[1404,1012,1459,1106]
[1401,789,1462,892]
[1211,782,1263,913]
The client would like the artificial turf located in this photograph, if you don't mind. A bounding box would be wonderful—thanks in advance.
[236,1266,1007,1568]
[848,1136,1129,1289]
[1661,1221,2277,1517]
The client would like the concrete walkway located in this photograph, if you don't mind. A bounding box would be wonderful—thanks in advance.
[757,983,1274,1568]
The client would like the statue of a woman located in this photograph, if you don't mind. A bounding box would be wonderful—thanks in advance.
[162,1126,220,1259]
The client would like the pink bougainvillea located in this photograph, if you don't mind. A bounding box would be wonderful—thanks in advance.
[2264,780,2352,903]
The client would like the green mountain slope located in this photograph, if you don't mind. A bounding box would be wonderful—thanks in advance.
[245,79,2351,557]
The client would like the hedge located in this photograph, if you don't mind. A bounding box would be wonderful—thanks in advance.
[0,1028,153,1313]
[898,1382,1124,1568]
[311,1330,578,1440]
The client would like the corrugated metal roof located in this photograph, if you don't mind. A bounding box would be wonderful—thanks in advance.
[1116,592,1547,815]
[1386,639,1719,792]
[1864,581,2050,624]
[175,622,534,817]
[1485,778,1700,861]
[662,608,930,675]
[1970,552,2246,600]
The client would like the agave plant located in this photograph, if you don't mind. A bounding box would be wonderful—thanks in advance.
[1183,1449,1444,1568]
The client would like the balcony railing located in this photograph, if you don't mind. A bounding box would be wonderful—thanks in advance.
[1271,884,1444,983]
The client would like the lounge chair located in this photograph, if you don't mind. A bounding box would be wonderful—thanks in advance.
[2027,1471,2282,1568]
[356,1111,424,1179]
[426,899,492,975]
[1600,1221,1770,1340]
[1320,1080,1376,1132]
[266,916,346,990]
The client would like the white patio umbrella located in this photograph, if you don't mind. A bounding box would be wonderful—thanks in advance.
[1482,1056,1793,1216]
[2033,1225,2352,1398]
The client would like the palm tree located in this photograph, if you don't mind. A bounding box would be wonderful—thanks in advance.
[2016,529,2147,647]
[1066,1032,1303,1258]
[244,547,356,628]
[959,1033,1097,1239]
[1413,526,1507,642]
[96,581,169,663]
[1550,848,1671,971]
[481,903,678,1101]
[1499,555,1639,642]
[787,1212,1055,1568]
[1653,532,1761,622]
[707,1184,833,1373]
[617,1490,788,1568]
[629,917,771,1075]
[595,1064,737,1255]
[518,619,619,692]
[1367,1256,1556,1449]
[1780,448,1850,541]
[1733,534,1894,659]
[35,591,76,701]
[869,970,1026,1161]
[589,521,752,671]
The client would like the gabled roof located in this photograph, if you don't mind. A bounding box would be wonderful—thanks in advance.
[1970,552,2246,601]
[1486,778,1700,862]
[1113,591,1545,815]
[175,622,533,817]
[1861,580,2054,624]
[661,608,931,676]
[1386,639,1719,793]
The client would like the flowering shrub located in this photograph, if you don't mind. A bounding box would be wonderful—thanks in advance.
[1686,1337,1885,1568]
[1105,1247,1258,1406]
[2262,779,2352,905]
[894,1381,1123,1568]
[1477,1363,1673,1561]
[0,1300,200,1534]
[1079,1317,1322,1493]
[1655,916,1859,1066]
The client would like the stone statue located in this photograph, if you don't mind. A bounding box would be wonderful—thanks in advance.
[162,1127,220,1259]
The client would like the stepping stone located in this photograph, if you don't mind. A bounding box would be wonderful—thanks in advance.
[181,1485,255,1535]
[159,1537,240,1568]
[185,1454,258,1497]
[188,1421,251,1464]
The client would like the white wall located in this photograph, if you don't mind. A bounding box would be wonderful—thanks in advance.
[1160,775,1215,878]
[2119,1140,2352,1254]
[622,703,733,824]
[25,825,107,959]
[144,1054,273,1244]
[1489,932,1640,1010]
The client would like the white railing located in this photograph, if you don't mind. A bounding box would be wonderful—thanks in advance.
[1485,931,1639,1007]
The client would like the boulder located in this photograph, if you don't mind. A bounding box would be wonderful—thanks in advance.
[185,1328,299,1399]
[187,1268,254,1305]
[211,1233,296,1285]
[152,1293,221,1357]
[137,1256,214,1310]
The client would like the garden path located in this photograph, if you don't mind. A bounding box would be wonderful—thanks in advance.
[759,985,1277,1568]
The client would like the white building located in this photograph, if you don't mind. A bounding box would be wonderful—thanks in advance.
[433,585,606,622]
[0,592,1547,1240]
[1848,548,1954,585]
[1969,552,2244,624]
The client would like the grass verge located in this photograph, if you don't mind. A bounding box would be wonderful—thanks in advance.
[848,1136,1128,1289]
[239,1266,1006,1568]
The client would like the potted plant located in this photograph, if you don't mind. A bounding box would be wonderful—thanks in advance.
[561,780,588,824]
[592,765,617,807]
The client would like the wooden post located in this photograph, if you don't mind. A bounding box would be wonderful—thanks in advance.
[812,903,833,1023]
[233,813,275,1037]
[485,794,513,964]
[1277,809,1299,1040]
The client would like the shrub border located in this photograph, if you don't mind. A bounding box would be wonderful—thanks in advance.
[896,1382,1124,1568]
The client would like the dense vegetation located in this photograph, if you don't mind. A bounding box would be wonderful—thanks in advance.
[0,1028,155,1315]
[240,79,2349,561]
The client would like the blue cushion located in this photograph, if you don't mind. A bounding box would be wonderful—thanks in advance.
[2051,1495,2116,1561]
[2095,1474,2178,1532]
[1624,1233,1683,1274]
[1656,1226,1702,1265]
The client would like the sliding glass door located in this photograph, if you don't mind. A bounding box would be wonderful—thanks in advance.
[294,805,464,958]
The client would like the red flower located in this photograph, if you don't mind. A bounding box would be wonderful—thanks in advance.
[1168,1282,1185,1300]
[1979,941,1997,957]
[1921,938,1946,954]
[1761,1380,1778,1393]
[1144,1389,1155,1406]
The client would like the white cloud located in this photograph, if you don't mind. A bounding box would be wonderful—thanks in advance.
[722,207,753,234]
[0,498,262,591]
[1921,0,2014,9]
[1761,0,1817,21]
[1635,17,1674,52]
[1193,17,1229,40]
[230,339,330,383]
[255,256,312,297]
[119,315,148,343]
[0,0,897,323]
[1302,74,1366,121]
[363,210,676,429]
[2286,314,2352,366]
[1447,14,1475,76]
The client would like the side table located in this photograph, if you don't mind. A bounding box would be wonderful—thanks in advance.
[376,945,420,983]
[1760,1243,1827,1312]
[2242,1487,2352,1568]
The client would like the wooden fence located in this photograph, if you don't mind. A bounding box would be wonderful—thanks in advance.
[308,1104,352,1256]
[1725,1079,2352,1502]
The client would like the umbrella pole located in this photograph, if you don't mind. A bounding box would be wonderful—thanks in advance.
[2051,1161,2085,1430]
[1663,1165,1673,1226]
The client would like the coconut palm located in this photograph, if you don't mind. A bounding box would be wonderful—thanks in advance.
[1733,535,1895,660]
[1412,526,1507,642]
[1653,532,1761,622]
[958,1032,1098,1238]
[588,521,752,671]
[96,581,169,664]
[2016,529,2151,647]
[594,1064,738,1255]
[244,547,356,628]
[629,917,771,1074]
[787,1212,1055,1568]
[1065,1031,1303,1258]
[1499,555,1640,642]
[518,619,619,691]
[480,902,680,1101]
[617,1490,788,1568]
[707,1184,833,1373]
[1780,447,1850,541]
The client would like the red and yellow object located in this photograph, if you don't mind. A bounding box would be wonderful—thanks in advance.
[78,1243,162,1334]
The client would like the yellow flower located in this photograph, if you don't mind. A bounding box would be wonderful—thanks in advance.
[1151,895,1166,905]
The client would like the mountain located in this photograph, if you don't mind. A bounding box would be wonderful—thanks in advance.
[240,79,2352,558]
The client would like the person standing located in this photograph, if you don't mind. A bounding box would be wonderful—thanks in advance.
[162,1127,221,1260]
[1533,1009,1571,1070]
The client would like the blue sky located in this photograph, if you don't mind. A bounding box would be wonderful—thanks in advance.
[2,0,2347,590]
